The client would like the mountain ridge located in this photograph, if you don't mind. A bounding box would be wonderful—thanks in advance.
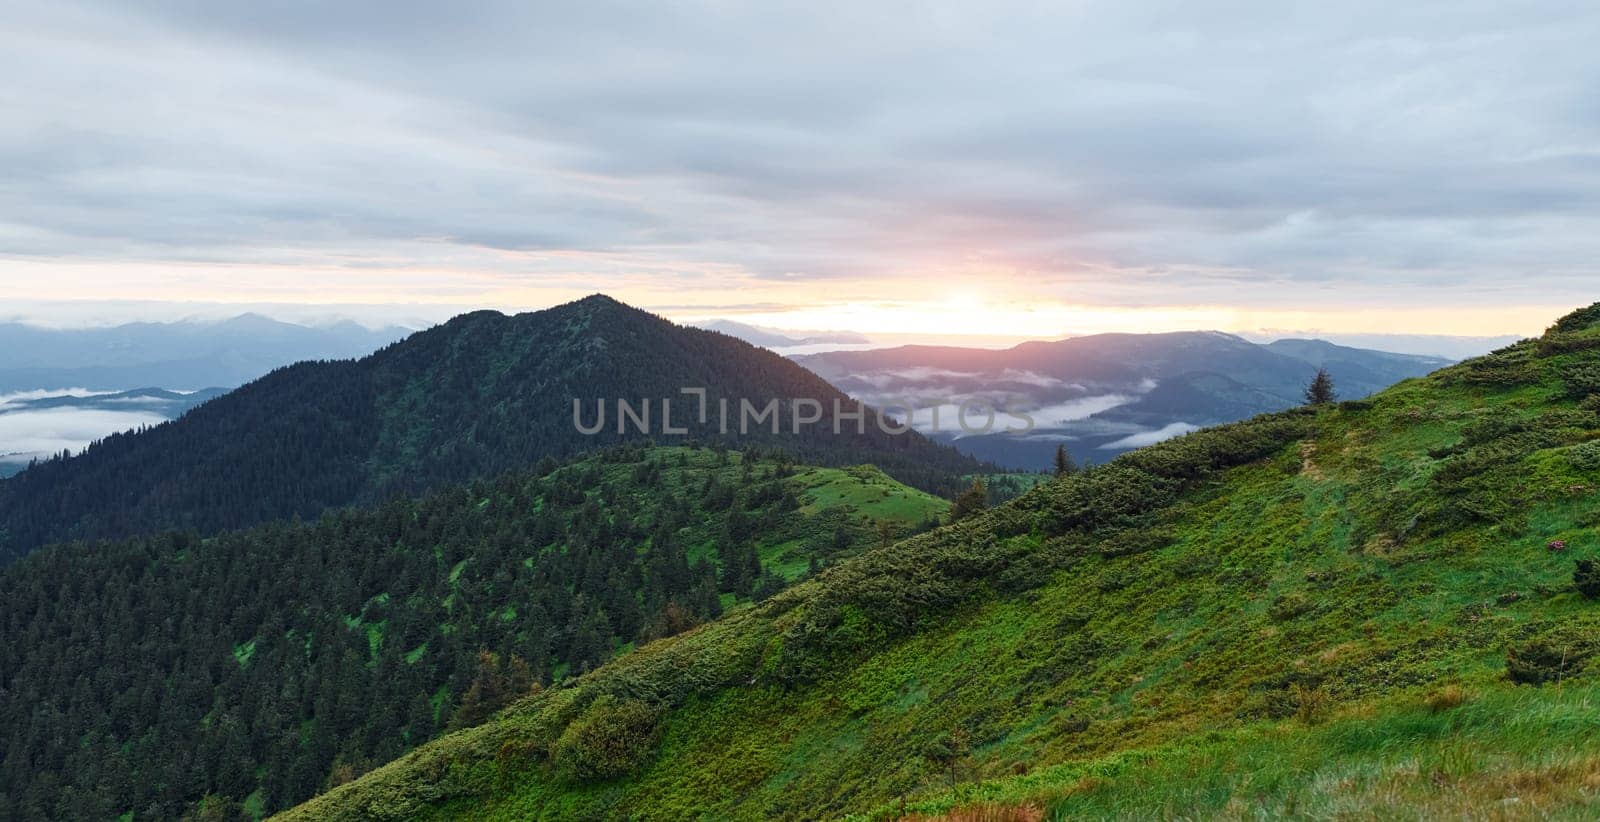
[0,295,980,563]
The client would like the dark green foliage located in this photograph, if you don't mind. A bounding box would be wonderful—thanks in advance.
[1559,361,1600,400]
[451,651,539,731]
[550,696,662,782]
[1456,344,1539,387]
[1576,559,1600,599]
[949,479,989,522]
[0,296,982,563]
[1304,367,1337,405]
[1569,441,1600,472]
[0,447,889,819]
[1053,444,1077,477]
[1507,632,1596,686]
[1549,301,1600,334]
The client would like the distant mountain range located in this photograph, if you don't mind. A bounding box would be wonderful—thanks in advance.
[797,332,1452,470]
[0,314,412,393]
[691,319,870,348]
[0,386,229,414]
[0,296,979,562]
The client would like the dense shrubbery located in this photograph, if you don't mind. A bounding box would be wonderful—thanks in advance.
[550,696,663,782]
[1560,362,1600,400]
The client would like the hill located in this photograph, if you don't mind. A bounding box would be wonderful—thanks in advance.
[283,302,1600,821]
[0,445,947,819]
[796,332,1449,470]
[0,296,980,563]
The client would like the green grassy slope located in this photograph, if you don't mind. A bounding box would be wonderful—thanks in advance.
[280,303,1600,822]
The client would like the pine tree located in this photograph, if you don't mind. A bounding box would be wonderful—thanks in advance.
[1053,444,1077,477]
[949,479,988,523]
[1304,368,1337,405]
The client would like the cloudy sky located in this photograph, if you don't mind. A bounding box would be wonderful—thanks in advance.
[3,0,1598,339]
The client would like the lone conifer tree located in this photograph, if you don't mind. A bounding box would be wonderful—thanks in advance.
[949,478,988,523]
[1305,368,1337,405]
[1053,443,1077,477]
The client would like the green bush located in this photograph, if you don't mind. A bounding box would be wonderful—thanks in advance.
[1560,362,1600,400]
[1506,631,1596,685]
[550,695,663,782]
[1550,302,1600,334]
[1268,591,1314,622]
[1570,441,1600,472]
[1575,559,1600,599]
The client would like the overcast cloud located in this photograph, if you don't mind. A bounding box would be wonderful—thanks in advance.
[3,1,1599,326]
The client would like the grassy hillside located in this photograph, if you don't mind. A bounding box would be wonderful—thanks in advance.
[0,445,945,820]
[281,303,1600,821]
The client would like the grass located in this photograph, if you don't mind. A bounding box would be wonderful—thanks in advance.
[881,683,1600,821]
[277,304,1600,822]
[793,463,949,526]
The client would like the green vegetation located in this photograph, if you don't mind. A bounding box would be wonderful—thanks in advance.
[0,295,981,563]
[0,445,945,819]
[281,303,1600,821]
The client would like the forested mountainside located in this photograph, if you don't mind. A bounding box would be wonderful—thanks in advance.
[0,446,946,820]
[286,303,1600,821]
[0,295,980,563]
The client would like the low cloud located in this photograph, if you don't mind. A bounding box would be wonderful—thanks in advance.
[0,388,112,412]
[1099,422,1200,450]
[0,407,167,463]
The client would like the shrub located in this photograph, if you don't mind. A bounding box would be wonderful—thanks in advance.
[1460,361,1538,388]
[1506,636,1592,685]
[1268,591,1314,622]
[1424,684,1469,713]
[1550,302,1600,334]
[1575,559,1600,599]
[549,695,663,782]
[1569,441,1600,472]
[1289,682,1329,725]
[1098,525,1174,558]
[1560,362,1600,400]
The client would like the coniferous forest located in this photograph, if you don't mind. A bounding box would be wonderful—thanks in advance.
[0,446,943,819]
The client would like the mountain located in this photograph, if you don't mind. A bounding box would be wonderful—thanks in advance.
[286,303,1600,821]
[0,445,948,819]
[796,332,1452,470]
[1247,331,1525,360]
[0,314,411,393]
[693,320,871,348]
[0,296,980,564]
